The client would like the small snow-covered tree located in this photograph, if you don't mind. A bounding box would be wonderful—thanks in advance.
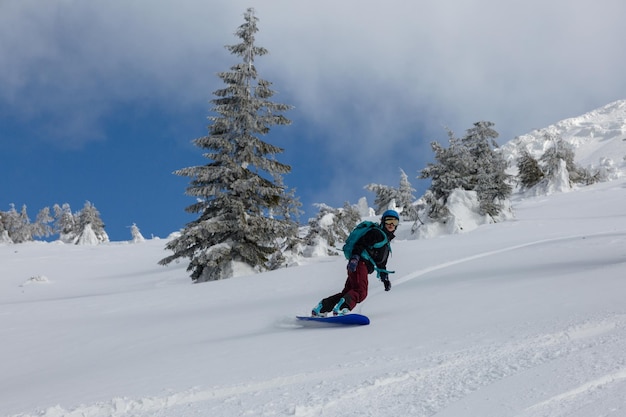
[1,204,33,243]
[32,206,54,239]
[53,203,76,243]
[303,202,360,256]
[364,183,396,215]
[0,211,12,243]
[0,230,10,243]
[422,189,449,221]
[538,133,599,186]
[517,149,544,189]
[130,223,145,243]
[365,169,416,217]
[160,8,298,282]
[17,205,33,243]
[74,201,108,244]
[397,169,417,220]
[540,133,577,183]
[75,223,99,245]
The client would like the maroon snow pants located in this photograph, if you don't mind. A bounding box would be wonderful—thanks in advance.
[319,260,369,313]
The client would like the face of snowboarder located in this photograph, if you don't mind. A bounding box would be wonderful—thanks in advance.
[383,218,398,230]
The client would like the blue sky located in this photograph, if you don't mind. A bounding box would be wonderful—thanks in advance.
[2,0,626,241]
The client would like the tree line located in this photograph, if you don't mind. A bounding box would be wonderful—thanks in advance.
[0,201,108,244]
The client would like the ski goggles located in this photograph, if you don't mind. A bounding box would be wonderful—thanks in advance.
[384,218,399,227]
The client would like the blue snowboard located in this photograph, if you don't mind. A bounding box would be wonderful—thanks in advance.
[296,313,370,326]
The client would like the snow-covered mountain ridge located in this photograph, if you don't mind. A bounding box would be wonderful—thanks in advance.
[410,100,626,239]
[501,99,626,176]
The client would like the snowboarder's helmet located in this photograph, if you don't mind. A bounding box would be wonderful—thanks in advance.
[381,210,400,222]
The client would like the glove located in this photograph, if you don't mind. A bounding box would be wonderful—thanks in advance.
[380,273,391,291]
[347,255,360,273]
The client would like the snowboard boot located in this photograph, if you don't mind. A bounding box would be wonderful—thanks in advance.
[311,302,326,317]
[332,298,351,316]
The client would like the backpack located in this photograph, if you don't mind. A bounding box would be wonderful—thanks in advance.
[342,221,394,277]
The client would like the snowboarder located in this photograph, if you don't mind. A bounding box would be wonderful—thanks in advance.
[311,209,399,316]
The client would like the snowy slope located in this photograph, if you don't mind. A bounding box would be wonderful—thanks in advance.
[2,101,626,417]
[2,178,625,417]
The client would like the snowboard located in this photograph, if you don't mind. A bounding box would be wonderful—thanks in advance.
[296,313,370,326]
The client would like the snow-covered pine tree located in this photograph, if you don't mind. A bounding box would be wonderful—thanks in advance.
[517,148,544,189]
[421,189,449,221]
[74,201,109,244]
[53,203,76,243]
[0,214,10,243]
[397,169,417,220]
[0,204,33,243]
[0,210,10,243]
[363,183,397,215]
[461,121,512,216]
[336,202,362,238]
[365,169,416,218]
[130,223,145,243]
[74,224,99,246]
[32,206,54,239]
[1,205,57,242]
[420,122,511,218]
[420,130,471,203]
[0,208,16,243]
[539,133,575,182]
[17,205,33,243]
[160,8,298,282]
[303,202,360,256]
[265,173,303,269]
[538,132,598,185]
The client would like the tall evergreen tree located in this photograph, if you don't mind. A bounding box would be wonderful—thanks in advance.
[462,121,512,216]
[160,8,298,282]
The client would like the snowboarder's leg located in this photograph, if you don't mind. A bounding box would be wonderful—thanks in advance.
[312,261,369,316]
[341,262,369,310]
